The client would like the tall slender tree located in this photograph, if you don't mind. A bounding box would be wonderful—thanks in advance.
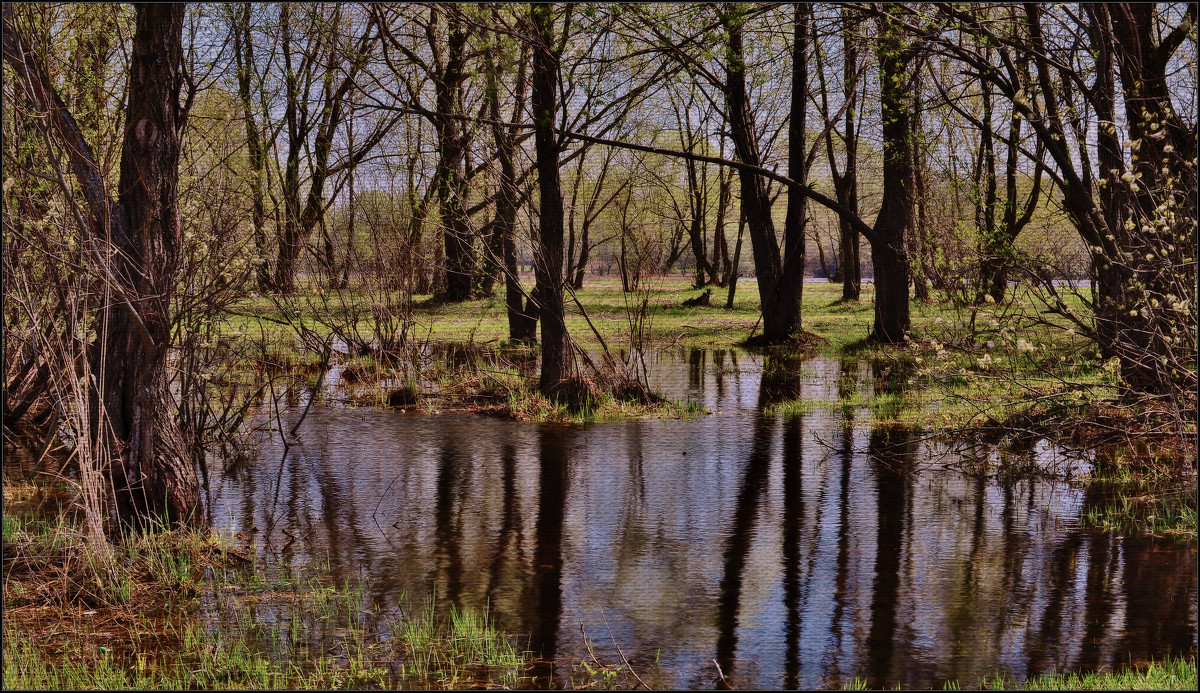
[529,2,571,392]
[721,4,809,342]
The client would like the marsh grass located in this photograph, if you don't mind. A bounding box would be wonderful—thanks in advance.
[216,276,1191,442]
[1,489,538,690]
[393,596,525,687]
[2,500,647,690]
[500,384,707,424]
[1080,486,1198,537]
[980,656,1197,690]
[838,656,1196,690]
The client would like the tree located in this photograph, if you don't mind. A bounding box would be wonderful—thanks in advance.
[601,4,919,343]
[482,9,538,341]
[269,4,391,295]
[529,3,571,393]
[667,79,721,288]
[924,28,1045,304]
[4,3,200,528]
[229,2,270,290]
[425,5,476,303]
[721,3,809,342]
[922,2,1196,398]
[863,7,921,343]
[815,6,865,301]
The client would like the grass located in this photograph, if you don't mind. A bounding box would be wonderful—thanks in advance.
[982,657,1197,690]
[499,383,707,424]
[838,656,1197,690]
[1079,483,1197,537]
[2,481,653,690]
[2,532,526,689]
[212,273,1194,439]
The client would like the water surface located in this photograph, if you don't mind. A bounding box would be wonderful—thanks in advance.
[209,349,1197,689]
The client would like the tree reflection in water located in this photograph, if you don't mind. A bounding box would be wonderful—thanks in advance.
[209,350,1196,690]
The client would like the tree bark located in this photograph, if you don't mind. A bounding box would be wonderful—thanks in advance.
[722,5,800,342]
[780,2,810,331]
[868,11,916,343]
[712,165,733,286]
[834,8,861,301]
[107,4,200,528]
[530,3,570,392]
[3,4,201,529]
[433,7,475,303]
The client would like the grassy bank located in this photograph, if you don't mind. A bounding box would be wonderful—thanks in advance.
[221,275,1131,425]
[2,484,648,690]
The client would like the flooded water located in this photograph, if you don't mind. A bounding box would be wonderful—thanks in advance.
[208,349,1197,689]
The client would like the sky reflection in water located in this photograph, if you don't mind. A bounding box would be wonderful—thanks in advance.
[209,349,1197,690]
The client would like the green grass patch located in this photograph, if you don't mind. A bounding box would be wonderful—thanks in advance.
[2,479,651,690]
[839,656,1196,690]
[500,383,708,424]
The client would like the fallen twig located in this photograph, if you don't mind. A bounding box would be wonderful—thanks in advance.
[599,606,649,690]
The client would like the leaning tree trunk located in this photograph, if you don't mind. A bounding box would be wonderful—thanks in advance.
[2,3,201,528]
[722,6,799,342]
[530,3,570,393]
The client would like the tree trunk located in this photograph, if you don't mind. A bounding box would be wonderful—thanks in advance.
[909,74,931,304]
[870,234,911,344]
[530,4,570,393]
[232,3,270,291]
[272,4,304,294]
[868,11,915,343]
[571,217,591,290]
[779,2,810,331]
[684,154,714,288]
[712,166,733,286]
[434,8,475,303]
[101,4,198,529]
[973,73,1000,305]
[725,210,746,309]
[837,8,861,301]
[271,5,381,295]
[487,34,537,342]
[0,4,205,529]
[722,5,798,342]
[1097,4,1195,395]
